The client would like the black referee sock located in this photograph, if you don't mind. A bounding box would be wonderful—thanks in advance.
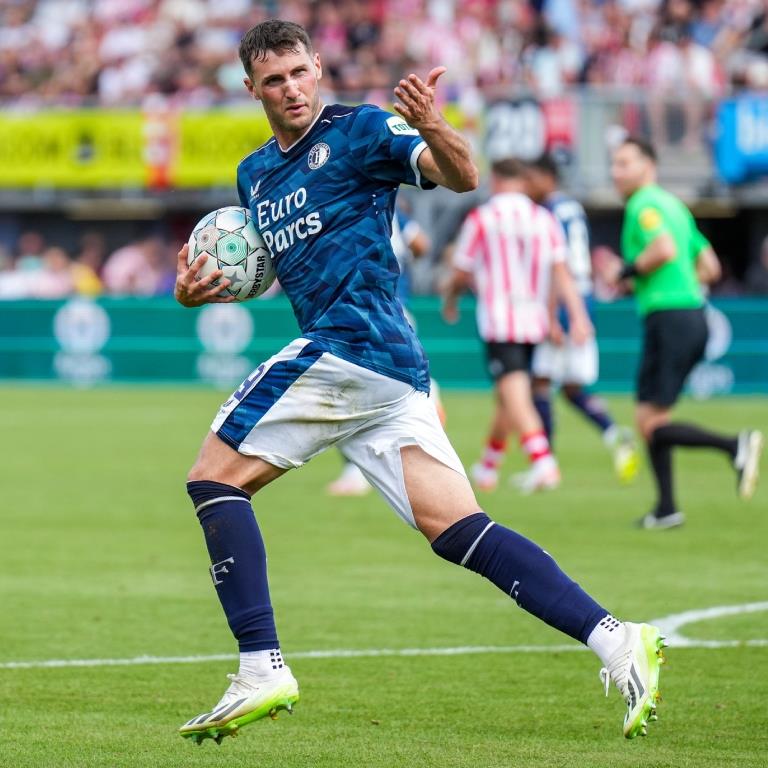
[652,423,738,459]
[647,439,676,517]
[648,423,739,517]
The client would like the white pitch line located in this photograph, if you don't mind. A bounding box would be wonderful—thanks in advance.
[650,601,768,648]
[2,602,766,671]
[0,645,583,670]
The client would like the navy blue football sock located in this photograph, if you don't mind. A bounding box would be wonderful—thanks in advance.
[533,394,554,443]
[564,389,613,434]
[431,512,607,644]
[187,480,278,652]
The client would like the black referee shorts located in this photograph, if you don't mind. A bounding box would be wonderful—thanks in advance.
[636,307,708,407]
[485,341,535,381]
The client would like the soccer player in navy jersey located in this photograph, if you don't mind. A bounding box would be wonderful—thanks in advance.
[173,20,666,744]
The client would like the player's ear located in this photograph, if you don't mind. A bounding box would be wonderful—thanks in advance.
[313,52,322,80]
[243,76,261,101]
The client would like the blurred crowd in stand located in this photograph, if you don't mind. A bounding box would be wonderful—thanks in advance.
[2,0,768,110]
[0,230,179,298]
[2,224,768,299]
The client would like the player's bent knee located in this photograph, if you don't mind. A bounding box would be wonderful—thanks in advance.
[636,409,670,443]
[400,445,479,542]
[430,511,493,565]
[186,462,210,484]
[562,383,582,400]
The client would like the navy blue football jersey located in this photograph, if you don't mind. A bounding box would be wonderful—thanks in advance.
[544,190,595,329]
[543,191,592,297]
[236,103,435,392]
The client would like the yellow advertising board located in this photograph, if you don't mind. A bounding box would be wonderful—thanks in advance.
[172,109,273,188]
[0,105,466,189]
[0,111,145,187]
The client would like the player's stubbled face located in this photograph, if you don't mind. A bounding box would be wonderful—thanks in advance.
[611,144,648,199]
[249,46,322,145]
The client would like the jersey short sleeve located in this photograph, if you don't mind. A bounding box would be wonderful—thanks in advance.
[627,203,668,259]
[452,209,483,272]
[350,105,437,190]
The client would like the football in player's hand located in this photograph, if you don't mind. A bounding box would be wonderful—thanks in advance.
[187,206,275,301]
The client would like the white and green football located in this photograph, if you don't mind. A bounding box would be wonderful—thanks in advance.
[187,206,275,301]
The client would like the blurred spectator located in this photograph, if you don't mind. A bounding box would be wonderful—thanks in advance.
[72,231,106,296]
[15,231,46,272]
[35,246,75,298]
[646,23,724,149]
[523,22,582,98]
[0,245,12,273]
[102,235,174,296]
[2,0,768,110]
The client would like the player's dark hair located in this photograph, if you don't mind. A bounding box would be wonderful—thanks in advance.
[239,20,313,77]
[527,153,560,181]
[490,157,527,179]
[622,135,657,163]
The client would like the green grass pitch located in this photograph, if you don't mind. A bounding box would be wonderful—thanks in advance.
[1,387,766,768]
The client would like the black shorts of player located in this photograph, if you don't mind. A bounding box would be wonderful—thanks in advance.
[485,341,535,381]
[636,307,708,407]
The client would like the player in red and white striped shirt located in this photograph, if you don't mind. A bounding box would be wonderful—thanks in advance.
[443,158,592,493]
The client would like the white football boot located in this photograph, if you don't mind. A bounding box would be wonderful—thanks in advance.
[606,426,640,484]
[599,622,667,738]
[180,667,299,744]
[734,429,763,501]
[511,457,561,495]
[470,463,499,492]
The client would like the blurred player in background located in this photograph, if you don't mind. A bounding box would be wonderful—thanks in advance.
[607,136,764,529]
[442,158,593,494]
[174,21,667,745]
[327,198,441,496]
[525,155,638,483]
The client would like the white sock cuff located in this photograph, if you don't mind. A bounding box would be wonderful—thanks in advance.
[239,648,285,676]
[603,425,619,447]
[586,614,625,666]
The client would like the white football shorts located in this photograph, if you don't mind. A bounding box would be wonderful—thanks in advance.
[211,338,466,528]
[532,336,599,386]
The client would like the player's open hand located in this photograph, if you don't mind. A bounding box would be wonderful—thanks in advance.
[441,297,459,325]
[601,258,624,287]
[569,315,594,346]
[393,67,446,131]
[174,244,235,307]
[549,319,565,346]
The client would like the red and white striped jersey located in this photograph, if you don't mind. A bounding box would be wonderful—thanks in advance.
[452,192,567,344]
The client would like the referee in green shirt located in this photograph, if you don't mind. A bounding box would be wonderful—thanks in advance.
[607,136,763,529]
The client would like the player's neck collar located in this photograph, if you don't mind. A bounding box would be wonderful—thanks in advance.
[276,104,327,154]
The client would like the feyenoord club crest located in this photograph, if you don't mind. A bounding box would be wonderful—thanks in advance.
[308,142,331,170]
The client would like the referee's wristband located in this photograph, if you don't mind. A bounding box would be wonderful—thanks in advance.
[618,263,639,280]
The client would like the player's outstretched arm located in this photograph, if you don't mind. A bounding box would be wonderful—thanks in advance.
[174,244,235,307]
[440,266,473,324]
[552,262,593,344]
[393,68,478,193]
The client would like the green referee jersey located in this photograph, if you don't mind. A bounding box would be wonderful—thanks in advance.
[621,184,709,316]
